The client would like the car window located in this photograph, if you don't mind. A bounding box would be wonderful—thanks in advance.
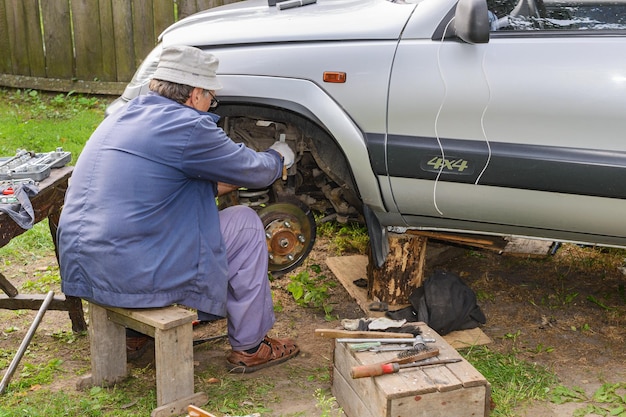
[487,0,626,30]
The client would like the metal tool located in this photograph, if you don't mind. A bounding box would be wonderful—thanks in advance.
[351,358,462,379]
[368,344,428,352]
[336,335,435,345]
[315,329,414,339]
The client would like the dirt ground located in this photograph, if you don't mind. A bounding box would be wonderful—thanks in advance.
[1,236,625,416]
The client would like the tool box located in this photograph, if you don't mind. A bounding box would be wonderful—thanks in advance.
[0,148,71,181]
[332,323,491,417]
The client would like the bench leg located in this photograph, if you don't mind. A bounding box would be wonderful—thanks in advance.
[154,323,194,406]
[88,303,127,385]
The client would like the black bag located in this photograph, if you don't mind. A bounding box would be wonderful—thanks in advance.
[386,270,486,335]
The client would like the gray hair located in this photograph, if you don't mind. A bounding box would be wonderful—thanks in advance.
[149,79,195,104]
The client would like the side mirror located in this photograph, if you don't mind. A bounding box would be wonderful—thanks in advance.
[454,0,490,44]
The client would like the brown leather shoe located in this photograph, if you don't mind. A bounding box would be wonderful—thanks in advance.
[226,336,299,373]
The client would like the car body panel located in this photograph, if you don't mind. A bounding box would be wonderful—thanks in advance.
[386,20,626,242]
[161,0,417,46]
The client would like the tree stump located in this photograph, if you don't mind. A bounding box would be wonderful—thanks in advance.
[367,233,427,305]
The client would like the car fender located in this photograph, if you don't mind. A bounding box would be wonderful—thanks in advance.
[216,74,386,213]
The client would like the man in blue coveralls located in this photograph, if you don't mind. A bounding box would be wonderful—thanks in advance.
[57,45,299,372]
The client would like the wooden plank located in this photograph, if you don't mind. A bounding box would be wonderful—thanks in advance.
[40,0,74,79]
[22,0,45,77]
[97,0,117,82]
[443,327,492,351]
[88,303,127,386]
[111,0,135,82]
[105,305,196,331]
[198,0,225,10]
[0,0,11,73]
[132,0,157,70]
[406,230,507,251]
[391,385,488,417]
[72,0,104,81]
[153,0,176,39]
[178,0,200,19]
[333,341,397,417]
[0,293,75,311]
[326,255,390,317]
[503,237,553,257]
[5,0,30,75]
[332,366,377,417]
[154,323,195,406]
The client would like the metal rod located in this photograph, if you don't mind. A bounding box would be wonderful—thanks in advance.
[337,336,435,344]
[0,291,55,394]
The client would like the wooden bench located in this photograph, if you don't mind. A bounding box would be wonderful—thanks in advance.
[78,302,207,417]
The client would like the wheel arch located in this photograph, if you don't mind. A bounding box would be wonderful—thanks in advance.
[215,75,386,212]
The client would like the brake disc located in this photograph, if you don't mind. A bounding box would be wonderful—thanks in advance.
[257,201,316,276]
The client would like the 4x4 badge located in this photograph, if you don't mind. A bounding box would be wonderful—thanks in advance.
[422,156,473,175]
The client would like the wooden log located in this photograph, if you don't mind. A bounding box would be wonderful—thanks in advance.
[366,233,427,305]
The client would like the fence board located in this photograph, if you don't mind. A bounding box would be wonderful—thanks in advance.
[23,0,45,78]
[112,0,136,81]
[132,0,157,70]
[96,0,117,82]
[177,0,198,19]
[0,0,11,74]
[72,0,105,81]
[5,1,29,75]
[154,0,176,40]
[41,1,73,79]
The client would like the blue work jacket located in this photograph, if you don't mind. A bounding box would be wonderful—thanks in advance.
[57,92,283,316]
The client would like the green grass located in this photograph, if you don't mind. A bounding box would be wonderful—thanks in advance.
[316,219,369,255]
[461,345,559,416]
[0,384,158,417]
[0,220,55,259]
[0,88,107,160]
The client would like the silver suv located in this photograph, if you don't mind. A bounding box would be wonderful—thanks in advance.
[107,0,626,273]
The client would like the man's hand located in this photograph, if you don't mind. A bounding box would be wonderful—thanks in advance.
[269,142,295,168]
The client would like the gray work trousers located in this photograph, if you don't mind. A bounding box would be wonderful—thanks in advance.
[198,205,275,351]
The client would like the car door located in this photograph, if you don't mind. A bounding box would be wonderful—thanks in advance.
[385,0,626,245]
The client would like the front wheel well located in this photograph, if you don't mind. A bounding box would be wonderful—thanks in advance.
[216,103,363,223]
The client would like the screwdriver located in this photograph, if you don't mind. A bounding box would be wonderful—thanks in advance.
[351,358,462,379]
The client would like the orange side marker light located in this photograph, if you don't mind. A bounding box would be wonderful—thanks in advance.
[323,71,346,83]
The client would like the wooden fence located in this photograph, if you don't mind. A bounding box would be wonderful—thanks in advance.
[0,0,240,95]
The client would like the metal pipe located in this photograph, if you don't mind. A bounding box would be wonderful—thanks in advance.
[0,290,55,394]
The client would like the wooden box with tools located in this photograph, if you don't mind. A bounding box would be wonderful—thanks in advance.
[331,323,491,417]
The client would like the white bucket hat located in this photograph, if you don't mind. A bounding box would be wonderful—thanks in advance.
[152,45,222,91]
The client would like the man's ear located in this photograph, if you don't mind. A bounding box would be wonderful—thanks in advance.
[187,87,203,106]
